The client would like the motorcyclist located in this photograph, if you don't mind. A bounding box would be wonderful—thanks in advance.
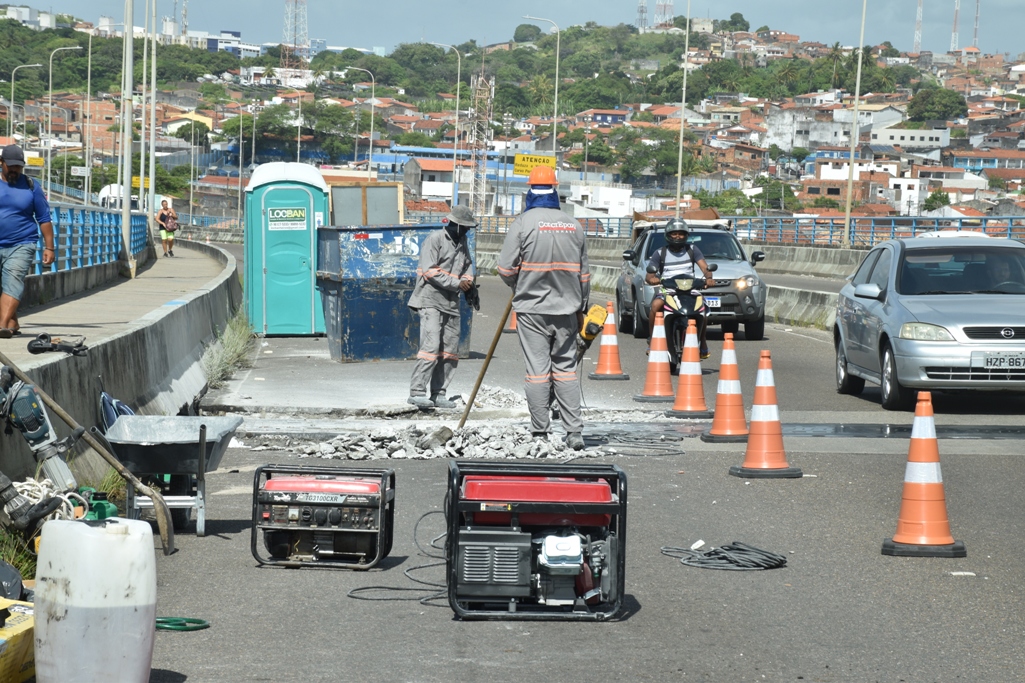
[646,218,714,359]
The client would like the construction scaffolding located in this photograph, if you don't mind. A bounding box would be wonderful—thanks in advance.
[468,69,494,215]
[281,0,309,75]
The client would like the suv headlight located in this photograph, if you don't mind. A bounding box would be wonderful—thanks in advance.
[899,323,954,341]
[735,276,757,290]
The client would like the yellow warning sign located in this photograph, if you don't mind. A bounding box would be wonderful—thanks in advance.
[513,153,556,177]
[25,157,44,167]
[131,176,152,189]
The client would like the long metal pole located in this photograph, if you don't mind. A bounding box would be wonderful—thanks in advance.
[148,0,157,223]
[296,93,301,162]
[348,67,376,181]
[10,64,41,139]
[139,4,149,214]
[120,0,135,269]
[189,123,194,221]
[458,294,514,429]
[524,16,561,176]
[674,0,692,219]
[86,34,93,205]
[49,46,82,197]
[842,0,869,248]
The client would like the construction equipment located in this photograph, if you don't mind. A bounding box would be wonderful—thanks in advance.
[574,303,609,362]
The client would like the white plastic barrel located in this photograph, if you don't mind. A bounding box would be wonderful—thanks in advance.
[34,518,157,682]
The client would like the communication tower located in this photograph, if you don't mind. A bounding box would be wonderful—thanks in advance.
[913,0,923,54]
[181,0,188,36]
[281,0,310,75]
[468,68,494,216]
[972,0,980,48]
[636,0,648,30]
[950,0,960,52]
[653,1,674,28]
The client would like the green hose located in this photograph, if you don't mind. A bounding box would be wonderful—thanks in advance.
[156,617,210,631]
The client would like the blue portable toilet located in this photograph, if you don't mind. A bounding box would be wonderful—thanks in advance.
[244,163,330,335]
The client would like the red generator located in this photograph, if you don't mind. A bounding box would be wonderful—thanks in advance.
[251,464,395,569]
[446,461,627,620]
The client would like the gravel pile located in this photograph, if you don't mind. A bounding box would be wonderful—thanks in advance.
[466,385,527,409]
[243,423,597,461]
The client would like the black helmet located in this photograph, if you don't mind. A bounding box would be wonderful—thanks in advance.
[665,218,689,249]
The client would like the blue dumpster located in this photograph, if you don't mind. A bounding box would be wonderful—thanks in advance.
[316,224,475,362]
[244,163,330,335]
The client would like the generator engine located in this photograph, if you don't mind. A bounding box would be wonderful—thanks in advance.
[446,461,627,621]
[251,464,395,570]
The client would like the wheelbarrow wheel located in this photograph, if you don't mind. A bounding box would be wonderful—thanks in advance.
[169,475,193,532]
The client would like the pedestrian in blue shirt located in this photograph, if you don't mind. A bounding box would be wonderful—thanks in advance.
[0,145,54,338]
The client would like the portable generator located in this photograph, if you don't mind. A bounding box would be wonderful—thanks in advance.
[446,461,627,620]
[251,464,395,569]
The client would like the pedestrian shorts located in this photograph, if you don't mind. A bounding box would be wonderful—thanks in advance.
[161,229,176,240]
[0,243,36,301]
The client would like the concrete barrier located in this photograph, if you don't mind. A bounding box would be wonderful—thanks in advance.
[764,285,838,331]
[2,240,242,482]
[744,243,865,280]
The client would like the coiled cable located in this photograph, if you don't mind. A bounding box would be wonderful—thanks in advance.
[660,541,787,571]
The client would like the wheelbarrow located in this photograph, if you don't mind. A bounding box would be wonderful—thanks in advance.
[100,416,244,536]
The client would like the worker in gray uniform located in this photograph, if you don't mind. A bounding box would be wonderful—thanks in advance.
[407,205,476,409]
[498,166,590,451]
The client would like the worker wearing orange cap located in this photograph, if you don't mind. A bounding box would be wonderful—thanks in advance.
[497,165,590,451]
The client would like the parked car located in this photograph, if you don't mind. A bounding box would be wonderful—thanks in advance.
[616,224,767,340]
[834,235,1025,410]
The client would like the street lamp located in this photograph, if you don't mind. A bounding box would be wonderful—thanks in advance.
[842,0,869,248]
[524,15,561,162]
[674,0,692,219]
[347,66,375,181]
[583,115,592,181]
[10,63,41,138]
[429,42,460,204]
[48,45,82,196]
[48,105,72,190]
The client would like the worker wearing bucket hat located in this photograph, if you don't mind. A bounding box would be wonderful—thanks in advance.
[407,204,477,409]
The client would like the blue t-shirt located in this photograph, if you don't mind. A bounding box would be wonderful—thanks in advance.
[0,175,52,248]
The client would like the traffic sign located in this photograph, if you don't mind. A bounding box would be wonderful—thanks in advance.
[131,176,152,189]
[25,157,44,167]
[70,166,89,177]
[513,153,556,177]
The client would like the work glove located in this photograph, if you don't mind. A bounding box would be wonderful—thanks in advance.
[464,284,480,311]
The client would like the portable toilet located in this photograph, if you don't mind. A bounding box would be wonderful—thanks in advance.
[244,162,330,335]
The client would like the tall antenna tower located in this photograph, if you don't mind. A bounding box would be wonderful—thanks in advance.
[468,68,494,216]
[636,0,648,30]
[972,0,980,48]
[181,0,188,36]
[950,0,960,52]
[281,0,310,75]
[913,0,923,54]
[653,1,674,28]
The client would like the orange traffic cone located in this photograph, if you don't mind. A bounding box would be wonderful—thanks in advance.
[503,311,518,334]
[729,350,802,478]
[588,301,629,381]
[701,333,749,442]
[633,312,674,403]
[666,319,713,418]
[882,392,966,557]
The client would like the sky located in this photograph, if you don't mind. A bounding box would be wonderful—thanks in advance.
[36,1,1025,58]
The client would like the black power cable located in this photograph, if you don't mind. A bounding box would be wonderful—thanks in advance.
[347,511,449,605]
[660,541,787,571]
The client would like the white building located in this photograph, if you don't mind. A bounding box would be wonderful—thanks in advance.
[871,124,950,150]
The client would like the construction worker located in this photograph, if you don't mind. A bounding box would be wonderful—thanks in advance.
[647,218,714,359]
[498,166,590,451]
[407,205,476,409]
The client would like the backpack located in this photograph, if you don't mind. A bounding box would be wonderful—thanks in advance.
[655,244,696,278]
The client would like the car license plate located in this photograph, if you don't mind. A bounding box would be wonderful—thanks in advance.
[971,352,1025,369]
[704,297,720,308]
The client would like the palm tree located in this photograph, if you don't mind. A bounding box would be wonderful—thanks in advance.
[828,42,844,88]
[777,60,800,90]
[528,74,553,109]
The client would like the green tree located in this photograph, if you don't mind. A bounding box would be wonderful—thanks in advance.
[755,25,770,34]
[811,197,841,209]
[791,147,811,163]
[908,88,968,121]
[514,24,542,43]
[396,131,436,147]
[880,42,900,59]
[922,190,951,212]
[988,176,1007,191]
[172,121,210,145]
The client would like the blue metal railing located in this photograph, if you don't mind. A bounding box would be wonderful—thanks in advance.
[38,205,148,276]
[732,216,1025,248]
[405,213,634,238]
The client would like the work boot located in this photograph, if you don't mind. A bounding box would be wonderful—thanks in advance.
[431,394,457,409]
[531,431,548,441]
[566,432,585,451]
[407,396,434,409]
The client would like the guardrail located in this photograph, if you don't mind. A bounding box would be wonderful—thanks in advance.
[406,213,634,238]
[733,216,1025,247]
[42,205,148,276]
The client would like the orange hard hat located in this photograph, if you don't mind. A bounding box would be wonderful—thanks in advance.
[527,165,558,186]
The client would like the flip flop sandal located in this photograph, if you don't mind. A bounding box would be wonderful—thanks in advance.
[0,329,12,339]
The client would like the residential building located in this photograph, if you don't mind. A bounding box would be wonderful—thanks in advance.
[871,123,950,150]
[946,148,1025,173]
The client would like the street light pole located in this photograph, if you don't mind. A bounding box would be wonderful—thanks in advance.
[674,0,692,219]
[48,45,82,197]
[524,15,561,173]
[120,2,135,272]
[10,63,41,138]
[147,0,158,223]
[429,43,460,204]
[49,105,72,189]
[843,0,869,248]
[347,67,376,181]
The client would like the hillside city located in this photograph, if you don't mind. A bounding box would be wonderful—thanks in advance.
[5,4,1025,224]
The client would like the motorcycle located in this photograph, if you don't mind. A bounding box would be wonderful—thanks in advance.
[647,264,710,375]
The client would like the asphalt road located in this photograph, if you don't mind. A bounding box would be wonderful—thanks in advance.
[147,264,1025,682]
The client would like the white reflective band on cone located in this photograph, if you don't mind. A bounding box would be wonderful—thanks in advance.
[755,369,775,386]
[600,336,618,346]
[721,350,737,365]
[910,415,937,440]
[717,379,742,394]
[652,326,666,338]
[904,461,943,484]
[684,335,698,348]
[680,362,701,375]
[750,404,779,422]
[607,315,616,325]
[650,350,671,363]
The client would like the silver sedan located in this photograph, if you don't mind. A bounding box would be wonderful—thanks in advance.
[834,235,1025,410]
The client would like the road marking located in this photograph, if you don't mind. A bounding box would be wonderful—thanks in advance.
[779,326,831,344]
